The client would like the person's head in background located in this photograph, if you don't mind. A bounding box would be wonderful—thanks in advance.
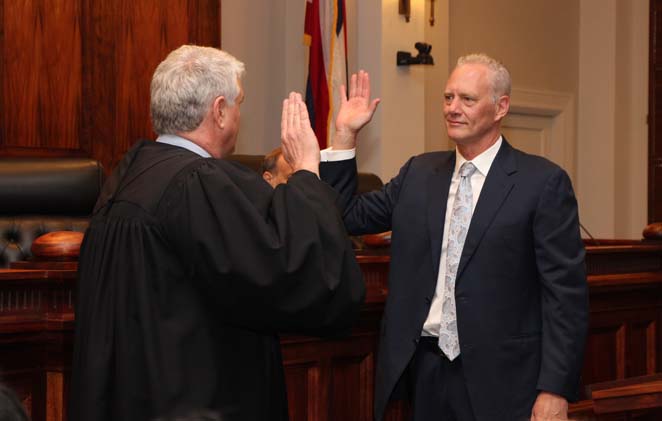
[261,147,294,187]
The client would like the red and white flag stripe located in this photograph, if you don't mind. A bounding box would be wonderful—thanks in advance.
[304,0,348,148]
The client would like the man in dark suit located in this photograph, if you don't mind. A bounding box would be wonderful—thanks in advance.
[321,54,589,420]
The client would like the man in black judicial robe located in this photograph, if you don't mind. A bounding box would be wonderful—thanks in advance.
[70,45,365,421]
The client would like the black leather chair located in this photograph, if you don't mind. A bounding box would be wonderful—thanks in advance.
[0,158,104,268]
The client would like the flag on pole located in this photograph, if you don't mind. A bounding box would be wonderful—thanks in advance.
[304,0,348,148]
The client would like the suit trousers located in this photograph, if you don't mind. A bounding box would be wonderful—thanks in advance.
[408,336,476,421]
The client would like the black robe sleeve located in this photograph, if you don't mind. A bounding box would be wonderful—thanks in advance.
[160,159,365,336]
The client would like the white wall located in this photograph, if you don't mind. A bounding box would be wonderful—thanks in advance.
[222,0,306,155]
[578,0,648,239]
[449,0,580,95]
[370,0,429,179]
[356,0,449,179]
[614,0,648,239]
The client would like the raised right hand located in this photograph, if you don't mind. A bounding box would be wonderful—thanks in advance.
[281,92,320,176]
[334,70,380,150]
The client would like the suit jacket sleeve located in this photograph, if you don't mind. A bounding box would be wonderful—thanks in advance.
[533,168,589,401]
[320,157,414,235]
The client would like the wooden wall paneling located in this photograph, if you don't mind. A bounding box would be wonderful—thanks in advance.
[651,0,662,223]
[629,319,658,376]
[45,371,64,421]
[1,0,84,155]
[82,0,183,172]
[588,309,660,381]
[188,0,221,45]
[583,278,662,391]
[0,344,48,421]
[620,310,657,378]
[329,353,374,420]
[112,0,169,172]
[2,0,41,150]
[41,0,82,152]
[85,0,222,172]
[1,0,221,172]
[79,0,119,170]
[283,361,319,421]
[383,400,411,421]
[281,333,376,421]
[582,322,625,385]
[4,242,662,420]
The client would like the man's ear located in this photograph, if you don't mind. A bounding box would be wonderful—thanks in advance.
[495,95,510,122]
[262,171,273,183]
[213,96,227,129]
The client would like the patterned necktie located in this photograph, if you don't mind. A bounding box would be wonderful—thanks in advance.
[438,161,477,360]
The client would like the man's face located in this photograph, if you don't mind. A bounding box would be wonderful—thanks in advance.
[264,155,294,188]
[220,79,244,156]
[443,63,504,146]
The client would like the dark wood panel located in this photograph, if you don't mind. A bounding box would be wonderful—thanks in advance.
[281,333,376,421]
[651,0,662,222]
[0,0,83,151]
[2,0,42,148]
[583,324,625,385]
[41,0,82,151]
[3,241,662,420]
[582,309,660,389]
[284,362,316,421]
[0,0,221,173]
[329,353,374,421]
[629,320,657,376]
[79,0,121,167]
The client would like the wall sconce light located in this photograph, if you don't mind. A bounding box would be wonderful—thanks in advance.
[399,0,436,26]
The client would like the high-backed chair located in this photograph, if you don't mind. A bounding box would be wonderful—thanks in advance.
[0,158,104,268]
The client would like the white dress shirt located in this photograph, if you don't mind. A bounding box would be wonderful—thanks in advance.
[421,136,502,336]
[321,138,503,335]
[320,147,356,162]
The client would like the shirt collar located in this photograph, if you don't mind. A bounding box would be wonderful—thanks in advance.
[156,134,212,158]
[454,135,503,177]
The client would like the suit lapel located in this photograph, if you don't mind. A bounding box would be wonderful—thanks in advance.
[427,153,455,274]
[456,140,517,281]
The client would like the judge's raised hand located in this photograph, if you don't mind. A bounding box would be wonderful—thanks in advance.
[530,391,570,421]
[281,92,320,176]
[334,70,381,150]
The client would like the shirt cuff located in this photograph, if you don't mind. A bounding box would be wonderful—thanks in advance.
[320,147,356,162]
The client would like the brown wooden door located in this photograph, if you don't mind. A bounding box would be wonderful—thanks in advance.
[0,0,221,173]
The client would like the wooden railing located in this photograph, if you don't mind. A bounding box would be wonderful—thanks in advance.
[2,240,662,420]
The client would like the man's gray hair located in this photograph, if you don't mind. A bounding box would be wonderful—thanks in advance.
[456,53,511,101]
[150,45,246,135]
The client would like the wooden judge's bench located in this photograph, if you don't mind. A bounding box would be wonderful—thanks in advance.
[3,233,662,421]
